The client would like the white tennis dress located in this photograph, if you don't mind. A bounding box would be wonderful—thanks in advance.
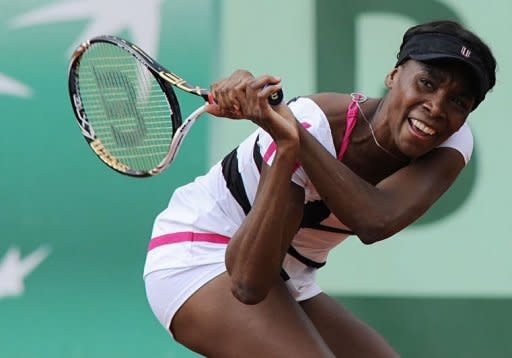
[143,97,474,331]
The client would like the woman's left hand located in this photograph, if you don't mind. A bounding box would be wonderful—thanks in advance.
[206,69,260,119]
[206,71,298,148]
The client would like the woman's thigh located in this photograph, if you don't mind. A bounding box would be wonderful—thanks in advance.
[300,293,400,358]
[172,272,335,357]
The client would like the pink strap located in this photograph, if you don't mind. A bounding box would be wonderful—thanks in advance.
[337,93,364,160]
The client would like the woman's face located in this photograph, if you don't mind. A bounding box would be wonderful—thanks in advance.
[385,59,476,158]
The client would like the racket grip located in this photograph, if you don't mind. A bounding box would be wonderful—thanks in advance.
[206,89,284,106]
[268,88,284,106]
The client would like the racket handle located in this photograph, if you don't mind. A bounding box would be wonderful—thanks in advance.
[206,88,284,106]
[268,88,284,106]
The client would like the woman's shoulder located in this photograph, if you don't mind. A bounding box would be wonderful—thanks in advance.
[305,92,354,123]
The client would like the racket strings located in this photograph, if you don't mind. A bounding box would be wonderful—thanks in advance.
[78,42,173,171]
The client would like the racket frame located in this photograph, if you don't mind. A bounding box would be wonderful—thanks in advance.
[68,35,283,177]
[68,35,211,177]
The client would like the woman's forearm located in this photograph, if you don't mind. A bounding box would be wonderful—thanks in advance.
[226,145,304,304]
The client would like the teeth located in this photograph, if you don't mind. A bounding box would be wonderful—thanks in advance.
[410,118,436,135]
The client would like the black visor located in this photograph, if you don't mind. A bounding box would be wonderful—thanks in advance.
[396,32,489,109]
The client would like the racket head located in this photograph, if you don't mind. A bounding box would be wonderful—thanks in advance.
[68,35,183,177]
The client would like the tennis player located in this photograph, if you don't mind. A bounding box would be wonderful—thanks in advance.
[144,20,496,357]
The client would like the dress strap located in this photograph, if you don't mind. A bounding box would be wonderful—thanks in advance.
[337,92,367,160]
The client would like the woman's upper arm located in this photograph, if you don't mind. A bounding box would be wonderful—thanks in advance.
[375,122,474,238]
[374,147,466,238]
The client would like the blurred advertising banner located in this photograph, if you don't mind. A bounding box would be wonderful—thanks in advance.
[1,1,510,357]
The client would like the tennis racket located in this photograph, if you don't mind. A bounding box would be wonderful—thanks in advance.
[68,35,283,177]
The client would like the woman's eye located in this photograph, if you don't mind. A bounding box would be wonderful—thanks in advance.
[453,97,470,111]
[419,78,434,89]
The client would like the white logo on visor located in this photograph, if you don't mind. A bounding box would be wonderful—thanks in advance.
[461,46,471,58]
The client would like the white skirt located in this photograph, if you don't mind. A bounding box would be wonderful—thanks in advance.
[144,253,323,336]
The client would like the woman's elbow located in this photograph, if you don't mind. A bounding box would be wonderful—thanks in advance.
[226,258,269,304]
[230,279,269,305]
[358,233,383,245]
[355,219,394,245]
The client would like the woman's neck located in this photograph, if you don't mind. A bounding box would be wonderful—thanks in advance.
[343,97,410,183]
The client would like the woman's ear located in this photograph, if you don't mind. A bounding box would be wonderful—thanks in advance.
[385,67,399,89]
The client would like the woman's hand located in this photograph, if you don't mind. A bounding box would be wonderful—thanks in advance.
[207,70,298,149]
[206,69,256,119]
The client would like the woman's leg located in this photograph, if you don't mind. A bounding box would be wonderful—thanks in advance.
[171,272,335,357]
[300,293,400,357]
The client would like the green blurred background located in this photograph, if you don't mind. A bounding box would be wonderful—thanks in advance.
[1,0,510,357]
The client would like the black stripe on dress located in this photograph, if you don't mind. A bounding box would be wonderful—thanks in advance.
[300,200,354,234]
[280,268,290,281]
[287,245,326,269]
[303,223,354,234]
[221,147,251,215]
[253,136,263,172]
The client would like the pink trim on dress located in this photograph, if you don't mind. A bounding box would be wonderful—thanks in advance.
[337,95,362,160]
[263,142,277,162]
[262,122,312,162]
[148,232,230,251]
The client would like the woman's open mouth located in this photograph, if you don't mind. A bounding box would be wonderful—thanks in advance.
[408,118,437,138]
